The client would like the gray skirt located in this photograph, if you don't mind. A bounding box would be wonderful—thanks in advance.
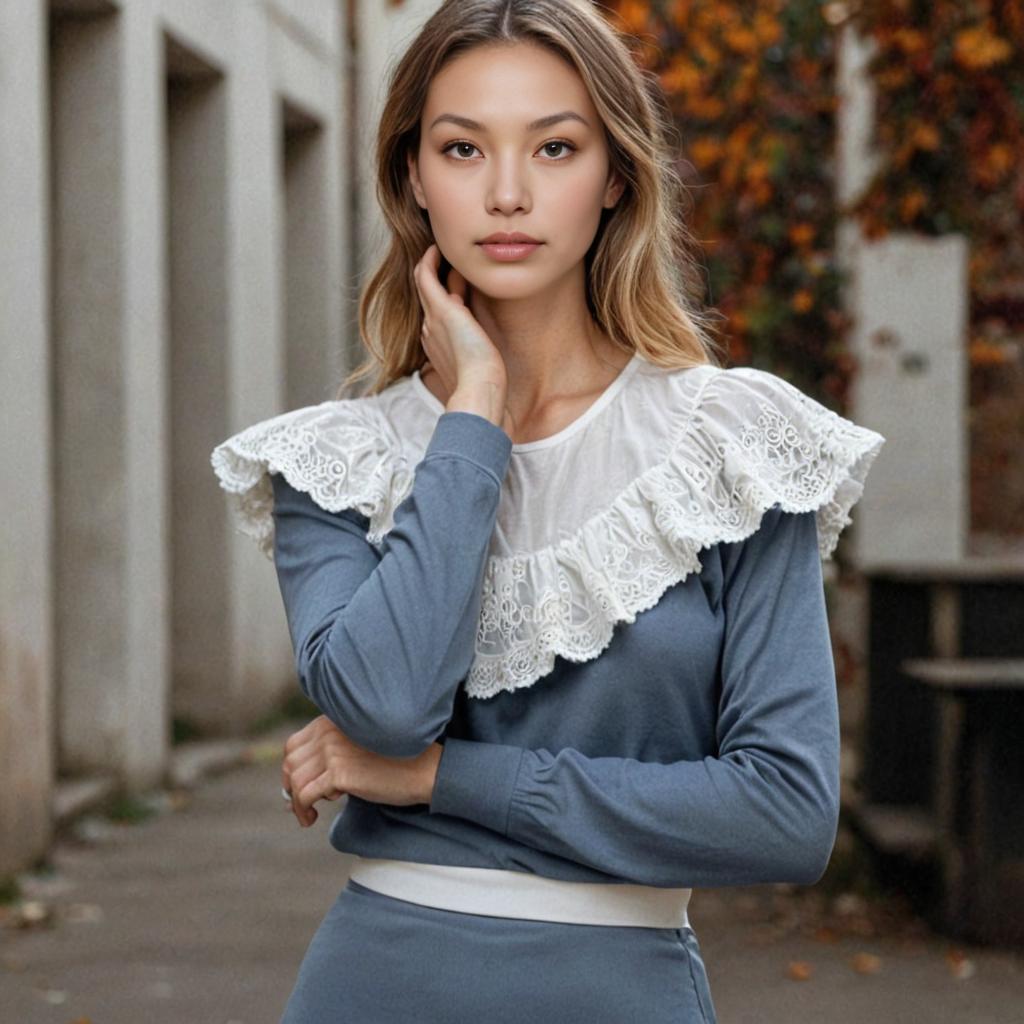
[280,878,718,1023]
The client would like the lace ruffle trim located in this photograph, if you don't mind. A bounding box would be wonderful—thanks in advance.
[209,401,414,559]
[210,370,886,699]
[466,369,885,699]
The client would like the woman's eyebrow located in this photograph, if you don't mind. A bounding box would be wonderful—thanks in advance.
[428,111,590,132]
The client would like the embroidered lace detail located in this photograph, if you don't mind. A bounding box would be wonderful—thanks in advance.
[209,399,414,558]
[209,366,885,700]
[463,367,885,699]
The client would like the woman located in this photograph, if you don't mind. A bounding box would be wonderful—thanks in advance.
[210,1,886,1020]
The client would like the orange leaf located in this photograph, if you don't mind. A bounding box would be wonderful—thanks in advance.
[789,222,816,246]
[954,24,1012,70]
[851,952,882,974]
[792,289,814,313]
[786,960,814,981]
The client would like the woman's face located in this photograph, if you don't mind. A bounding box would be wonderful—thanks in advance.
[408,41,624,300]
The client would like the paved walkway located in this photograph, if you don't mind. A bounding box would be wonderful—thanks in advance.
[2,725,1022,1023]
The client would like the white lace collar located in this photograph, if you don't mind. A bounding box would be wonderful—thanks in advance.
[210,356,885,700]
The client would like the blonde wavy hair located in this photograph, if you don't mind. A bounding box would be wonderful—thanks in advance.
[338,0,726,400]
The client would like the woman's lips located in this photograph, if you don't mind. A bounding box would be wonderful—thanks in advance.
[477,241,543,261]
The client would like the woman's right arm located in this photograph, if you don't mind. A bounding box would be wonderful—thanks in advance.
[270,407,512,761]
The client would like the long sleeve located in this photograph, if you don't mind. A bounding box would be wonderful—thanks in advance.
[427,504,841,889]
[270,410,512,760]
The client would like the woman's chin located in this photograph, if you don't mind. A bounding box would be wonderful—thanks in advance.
[462,272,552,303]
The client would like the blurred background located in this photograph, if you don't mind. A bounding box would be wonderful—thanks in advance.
[2,0,1022,1021]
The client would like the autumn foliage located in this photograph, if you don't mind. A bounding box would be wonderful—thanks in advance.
[604,0,1023,397]
[604,0,854,403]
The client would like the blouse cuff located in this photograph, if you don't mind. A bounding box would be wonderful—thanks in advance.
[424,411,513,486]
[428,737,525,835]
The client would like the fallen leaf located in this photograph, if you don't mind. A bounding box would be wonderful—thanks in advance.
[851,952,882,974]
[945,949,976,980]
[786,960,814,981]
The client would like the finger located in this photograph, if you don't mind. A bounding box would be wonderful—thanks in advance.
[290,781,317,827]
[415,244,449,315]
[286,788,305,824]
[285,721,350,785]
[412,248,431,301]
[293,768,340,828]
[290,756,333,801]
[283,731,324,775]
[312,765,345,802]
[447,264,468,306]
[287,747,325,800]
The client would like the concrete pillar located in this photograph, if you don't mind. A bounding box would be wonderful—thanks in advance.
[47,0,172,789]
[0,0,55,875]
[165,36,232,737]
[283,103,334,407]
[119,0,174,789]
[49,5,135,778]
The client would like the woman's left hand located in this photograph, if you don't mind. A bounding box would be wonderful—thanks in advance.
[281,716,443,827]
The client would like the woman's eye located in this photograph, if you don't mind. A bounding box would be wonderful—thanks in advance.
[541,140,576,159]
[444,141,479,160]
[441,140,577,161]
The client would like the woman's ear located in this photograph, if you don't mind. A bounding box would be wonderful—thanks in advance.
[602,171,626,208]
[407,150,427,209]
[604,169,626,209]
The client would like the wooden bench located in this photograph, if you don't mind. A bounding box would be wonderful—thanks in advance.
[900,657,1024,945]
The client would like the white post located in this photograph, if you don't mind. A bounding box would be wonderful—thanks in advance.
[836,22,968,566]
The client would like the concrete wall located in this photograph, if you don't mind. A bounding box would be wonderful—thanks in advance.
[0,0,350,875]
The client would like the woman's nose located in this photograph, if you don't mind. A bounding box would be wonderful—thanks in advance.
[486,157,532,212]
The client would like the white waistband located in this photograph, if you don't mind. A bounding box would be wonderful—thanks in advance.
[346,856,691,929]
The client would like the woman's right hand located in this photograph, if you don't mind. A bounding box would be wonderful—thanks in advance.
[413,244,511,427]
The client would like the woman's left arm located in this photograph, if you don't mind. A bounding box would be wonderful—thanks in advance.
[426,505,842,889]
